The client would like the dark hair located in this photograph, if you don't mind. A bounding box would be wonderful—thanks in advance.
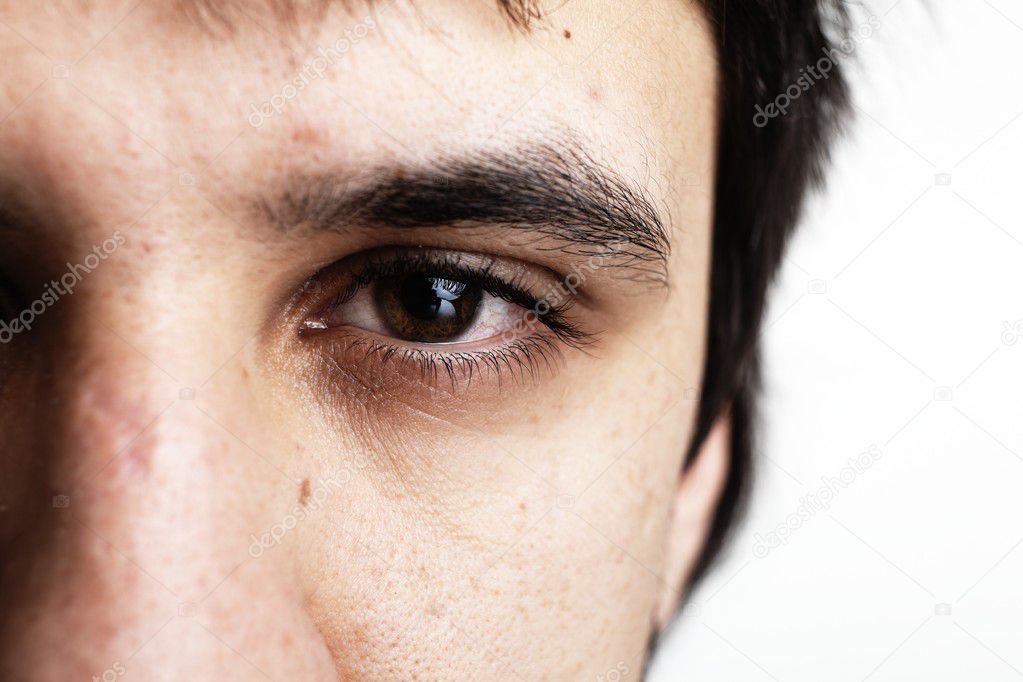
[682,0,852,591]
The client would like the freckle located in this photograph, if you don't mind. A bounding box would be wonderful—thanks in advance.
[299,478,311,506]
[122,427,157,477]
[518,501,527,512]
[291,125,321,144]
[563,28,572,39]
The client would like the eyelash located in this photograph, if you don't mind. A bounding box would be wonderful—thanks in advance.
[302,250,594,386]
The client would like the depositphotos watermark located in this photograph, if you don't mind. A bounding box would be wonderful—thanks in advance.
[753,14,881,128]
[596,662,630,682]
[1001,319,1023,345]
[0,231,127,344]
[248,452,381,557]
[249,472,345,557]
[92,661,125,682]
[499,243,628,344]
[752,444,882,558]
[247,16,377,128]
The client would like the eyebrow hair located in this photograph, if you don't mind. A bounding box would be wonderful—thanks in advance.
[177,0,542,32]
[262,138,672,285]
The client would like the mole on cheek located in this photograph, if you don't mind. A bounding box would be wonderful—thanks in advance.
[563,28,572,39]
[299,478,311,506]
[291,124,324,144]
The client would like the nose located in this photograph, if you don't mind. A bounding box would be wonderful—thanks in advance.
[0,280,337,681]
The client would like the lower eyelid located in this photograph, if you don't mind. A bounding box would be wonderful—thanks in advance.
[306,327,570,397]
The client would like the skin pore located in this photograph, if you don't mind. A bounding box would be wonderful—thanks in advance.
[0,0,726,679]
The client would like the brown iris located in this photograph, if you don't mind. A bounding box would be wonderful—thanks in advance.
[372,275,483,342]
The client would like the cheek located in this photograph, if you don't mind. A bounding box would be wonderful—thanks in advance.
[284,341,695,677]
[296,459,673,679]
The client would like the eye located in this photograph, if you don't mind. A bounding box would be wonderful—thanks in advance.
[325,273,524,345]
[296,248,593,387]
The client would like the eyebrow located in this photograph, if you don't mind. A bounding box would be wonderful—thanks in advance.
[262,139,672,285]
[176,0,542,32]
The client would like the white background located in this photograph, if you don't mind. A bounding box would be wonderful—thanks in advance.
[651,1,1023,679]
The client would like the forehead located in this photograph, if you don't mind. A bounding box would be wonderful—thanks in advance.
[0,0,716,248]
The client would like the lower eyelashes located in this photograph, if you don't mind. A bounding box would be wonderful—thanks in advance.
[315,329,572,390]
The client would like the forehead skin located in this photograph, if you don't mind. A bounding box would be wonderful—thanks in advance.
[0,1,717,679]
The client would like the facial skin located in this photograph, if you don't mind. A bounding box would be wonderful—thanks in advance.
[0,1,725,679]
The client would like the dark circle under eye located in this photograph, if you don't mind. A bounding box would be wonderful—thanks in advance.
[374,275,482,342]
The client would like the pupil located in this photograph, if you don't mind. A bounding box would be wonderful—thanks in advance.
[399,276,463,321]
